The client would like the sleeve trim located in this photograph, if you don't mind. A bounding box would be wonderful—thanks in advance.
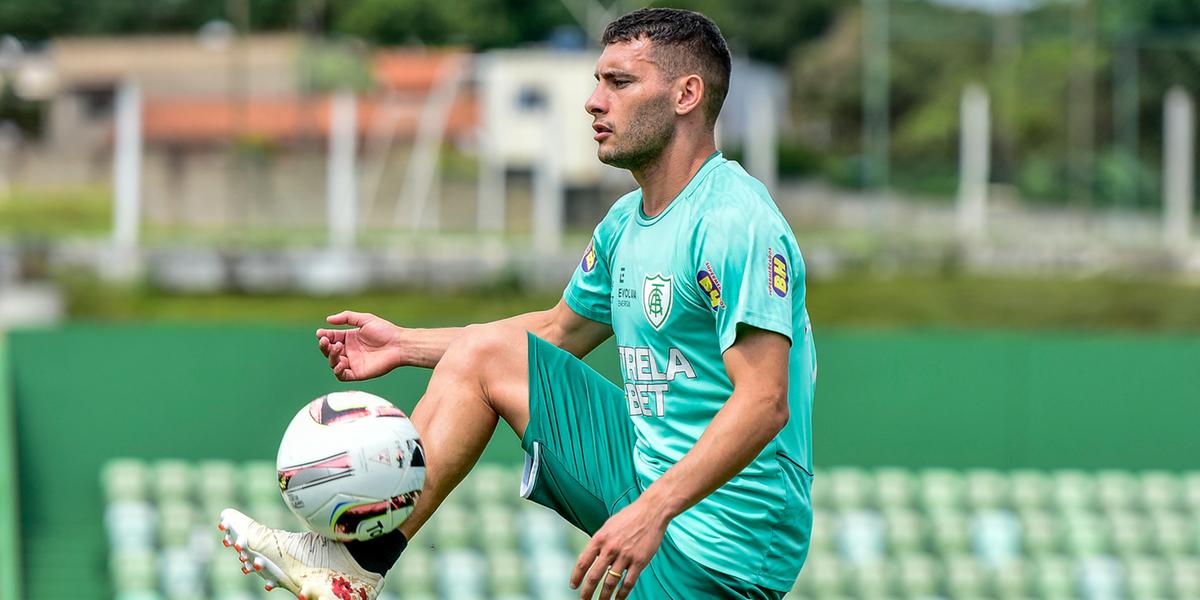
[719,312,792,354]
[563,289,612,326]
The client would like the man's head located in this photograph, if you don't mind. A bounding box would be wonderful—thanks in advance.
[586,8,731,170]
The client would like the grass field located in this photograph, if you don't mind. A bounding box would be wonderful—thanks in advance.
[57,271,1200,332]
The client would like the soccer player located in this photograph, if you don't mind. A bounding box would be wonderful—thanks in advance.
[218,8,815,600]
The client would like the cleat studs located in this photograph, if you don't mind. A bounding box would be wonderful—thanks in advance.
[241,566,250,575]
[252,558,264,571]
[238,552,249,562]
[222,537,231,548]
[298,594,306,600]
[217,522,226,532]
[265,582,275,591]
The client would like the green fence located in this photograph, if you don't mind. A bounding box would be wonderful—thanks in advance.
[6,325,1200,598]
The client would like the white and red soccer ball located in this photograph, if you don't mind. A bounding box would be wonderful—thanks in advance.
[276,391,425,542]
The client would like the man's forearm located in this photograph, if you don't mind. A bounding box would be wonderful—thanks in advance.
[637,390,788,524]
[394,310,556,369]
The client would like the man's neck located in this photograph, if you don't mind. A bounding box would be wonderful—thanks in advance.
[632,134,717,218]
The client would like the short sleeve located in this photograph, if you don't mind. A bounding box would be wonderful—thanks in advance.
[692,209,796,352]
[563,232,612,325]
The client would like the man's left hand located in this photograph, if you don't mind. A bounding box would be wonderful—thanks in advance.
[570,498,669,600]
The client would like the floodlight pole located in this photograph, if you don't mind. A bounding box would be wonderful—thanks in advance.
[862,0,890,190]
[327,91,358,252]
[1163,87,1194,253]
[957,84,990,243]
[112,80,142,254]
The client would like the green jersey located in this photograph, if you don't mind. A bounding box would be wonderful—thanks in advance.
[564,151,815,591]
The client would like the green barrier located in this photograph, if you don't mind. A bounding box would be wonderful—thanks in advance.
[9,325,1200,599]
[0,333,21,600]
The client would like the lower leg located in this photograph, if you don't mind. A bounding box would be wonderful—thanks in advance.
[346,324,531,570]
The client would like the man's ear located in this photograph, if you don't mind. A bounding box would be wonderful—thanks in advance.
[674,74,705,118]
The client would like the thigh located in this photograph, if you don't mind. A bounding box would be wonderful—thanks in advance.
[520,333,638,535]
[631,534,786,600]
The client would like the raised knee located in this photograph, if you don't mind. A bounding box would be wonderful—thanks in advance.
[451,323,521,366]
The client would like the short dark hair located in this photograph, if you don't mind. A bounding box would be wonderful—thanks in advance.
[601,8,732,127]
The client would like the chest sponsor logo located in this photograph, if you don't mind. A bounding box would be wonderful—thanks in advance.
[696,261,725,312]
[580,240,597,273]
[642,273,673,330]
[618,345,697,418]
[768,248,788,298]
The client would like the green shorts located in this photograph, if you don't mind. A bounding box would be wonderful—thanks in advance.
[519,333,784,600]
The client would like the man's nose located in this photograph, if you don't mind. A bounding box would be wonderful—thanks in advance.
[585,87,605,116]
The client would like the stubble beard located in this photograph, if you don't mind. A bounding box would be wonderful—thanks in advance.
[597,92,675,172]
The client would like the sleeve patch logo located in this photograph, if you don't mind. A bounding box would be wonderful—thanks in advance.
[768,248,788,298]
[696,262,725,312]
[581,240,598,273]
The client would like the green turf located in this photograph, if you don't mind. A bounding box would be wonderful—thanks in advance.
[60,272,1200,333]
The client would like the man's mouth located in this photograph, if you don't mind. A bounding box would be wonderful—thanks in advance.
[592,123,612,141]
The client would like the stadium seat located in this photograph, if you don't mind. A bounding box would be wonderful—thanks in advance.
[1095,470,1136,512]
[792,551,844,598]
[239,461,279,506]
[1050,470,1094,513]
[196,460,237,506]
[104,459,150,503]
[928,511,970,557]
[1167,557,1200,599]
[872,468,914,509]
[1016,509,1059,557]
[1124,555,1166,599]
[986,558,1030,599]
[844,562,890,598]
[477,505,518,551]
[1106,510,1149,557]
[970,509,1020,566]
[941,553,985,598]
[1139,471,1179,513]
[892,552,939,598]
[1061,510,1108,557]
[156,500,196,549]
[437,549,488,598]
[964,469,1008,511]
[1077,556,1123,600]
[106,500,158,551]
[881,508,923,556]
[1148,510,1188,556]
[153,460,194,503]
[1009,470,1049,512]
[432,502,475,549]
[829,467,870,510]
[485,549,527,596]
[110,548,159,593]
[161,548,205,600]
[389,544,436,596]
[836,510,885,564]
[918,469,964,513]
[1031,555,1073,599]
[1182,472,1200,514]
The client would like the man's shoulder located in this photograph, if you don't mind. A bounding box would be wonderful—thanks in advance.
[694,161,786,229]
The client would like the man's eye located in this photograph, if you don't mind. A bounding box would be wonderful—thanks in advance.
[613,80,630,88]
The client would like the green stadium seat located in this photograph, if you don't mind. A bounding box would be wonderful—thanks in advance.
[156,501,195,549]
[1182,472,1200,514]
[1139,471,1179,513]
[809,510,836,555]
[928,511,970,557]
[872,468,914,509]
[1031,555,1073,599]
[792,551,844,598]
[965,469,1008,511]
[161,548,205,600]
[240,461,279,506]
[829,467,870,510]
[432,502,475,549]
[986,558,1031,599]
[437,549,487,598]
[470,464,515,507]
[152,460,193,503]
[892,552,939,598]
[1050,470,1094,513]
[196,460,237,506]
[1009,470,1049,512]
[1017,509,1059,557]
[208,547,248,595]
[104,459,150,503]
[388,544,435,596]
[485,549,527,595]
[1096,470,1136,512]
[942,554,985,598]
[881,508,924,556]
[477,505,517,551]
[918,469,964,513]
[1106,510,1149,557]
[566,523,590,555]
[110,548,158,593]
[1166,557,1200,599]
[811,468,833,510]
[1147,511,1188,556]
[1061,510,1108,557]
[844,562,890,598]
[1124,555,1166,599]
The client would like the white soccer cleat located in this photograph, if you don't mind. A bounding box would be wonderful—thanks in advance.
[217,508,383,600]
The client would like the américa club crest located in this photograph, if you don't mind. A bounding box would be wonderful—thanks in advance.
[642,273,674,330]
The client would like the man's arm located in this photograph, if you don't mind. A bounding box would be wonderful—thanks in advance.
[316,299,611,381]
[571,326,790,600]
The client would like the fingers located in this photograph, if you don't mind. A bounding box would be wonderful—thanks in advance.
[570,542,600,590]
[578,549,617,600]
[614,563,644,600]
[325,311,375,327]
[598,558,629,600]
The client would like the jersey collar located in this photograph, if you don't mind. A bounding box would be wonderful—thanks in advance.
[636,150,726,226]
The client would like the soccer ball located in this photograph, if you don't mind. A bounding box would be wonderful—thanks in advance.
[276,391,425,542]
